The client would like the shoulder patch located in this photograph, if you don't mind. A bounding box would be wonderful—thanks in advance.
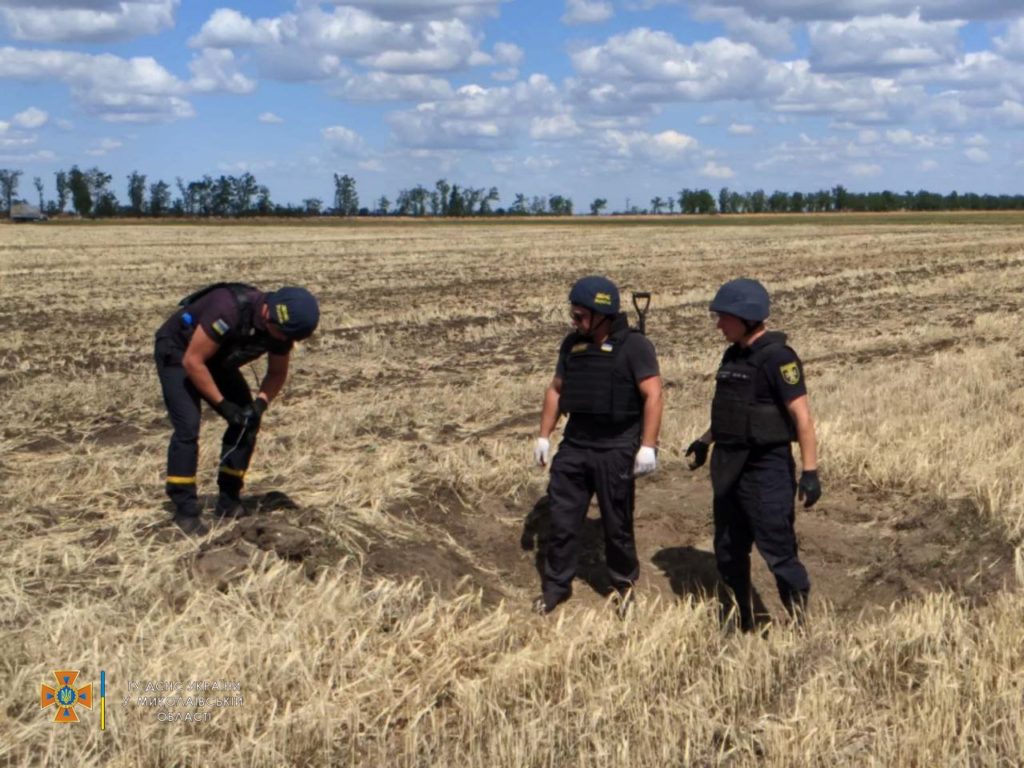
[212,318,230,336]
[570,342,588,354]
[600,342,614,352]
[779,361,801,385]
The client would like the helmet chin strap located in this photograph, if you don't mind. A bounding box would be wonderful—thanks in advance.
[586,312,612,340]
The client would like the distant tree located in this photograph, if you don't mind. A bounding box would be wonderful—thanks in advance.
[54,170,69,214]
[303,198,323,216]
[832,184,848,211]
[255,186,272,215]
[511,193,527,215]
[0,168,22,215]
[666,196,676,214]
[333,173,358,216]
[549,195,572,216]
[788,191,805,213]
[33,176,44,212]
[650,196,664,214]
[768,190,789,213]
[529,195,547,215]
[375,195,389,216]
[94,190,119,218]
[232,173,259,216]
[478,186,500,215]
[127,171,147,216]
[589,198,607,216]
[149,180,171,217]
[749,189,766,213]
[718,187,731,214]
[434,178,450,216]
[694,188,716,214]
[448,184,466,216]
[68,166,92,216]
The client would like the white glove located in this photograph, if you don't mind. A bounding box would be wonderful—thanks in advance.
[534,437,551,466]
[634,445,658,476]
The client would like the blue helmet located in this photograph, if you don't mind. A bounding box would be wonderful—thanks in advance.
[569,275,620,315]
[267,287,320,340]
[709,278,770,324]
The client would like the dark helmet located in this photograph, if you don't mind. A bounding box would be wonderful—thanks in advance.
[709,278,770,324]
[267,287,320,340]
[569,275,620,315]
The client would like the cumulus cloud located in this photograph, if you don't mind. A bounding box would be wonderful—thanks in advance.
[562,0,613,25]
[86,137,123,156]
[995,19,1024,60]
[189,49,256,94]
[728,122,754,134]
[337,71,454,100]
[808,13,964,74]
[849,162,882,176]
[0,0,177,43]
[691,4,794,54]
[965,147,990,163]
[388,75,566,149]
[669,1,1022,23]
[335,0,503,21]
[598,128,699,163]
[13,106,48,128]
[0,46,193,122]
[700,160,735,178]
[322,125,365,153]
[259,112,284,124]
[191,5,493,79]
[919,158,939,171]
[995,99,1024,126]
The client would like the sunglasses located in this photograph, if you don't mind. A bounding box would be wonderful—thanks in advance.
[570,310,588,323]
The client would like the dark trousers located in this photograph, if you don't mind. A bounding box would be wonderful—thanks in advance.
[542,443,639,607]
[154,338,258,515]
[713,457,810,627]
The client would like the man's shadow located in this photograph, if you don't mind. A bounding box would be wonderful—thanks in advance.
[165,490,301,517]
[520,495,616,597]
[651,546,772,629]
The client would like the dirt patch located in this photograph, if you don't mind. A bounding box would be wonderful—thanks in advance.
[370,470,1017,621]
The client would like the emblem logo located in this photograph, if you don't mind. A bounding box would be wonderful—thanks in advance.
[780,362,801,385]
[594,292,612,306]
[41,670,93,723]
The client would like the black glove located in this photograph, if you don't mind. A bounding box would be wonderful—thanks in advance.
[216,400,248,428]
[685,439,709,470]
[242,398,268,429]
[798,470,821,508]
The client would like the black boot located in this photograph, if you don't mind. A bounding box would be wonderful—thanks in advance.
[172,503,209,536]
[214,489,249,519]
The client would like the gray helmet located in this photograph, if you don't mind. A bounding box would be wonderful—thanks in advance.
[709,278,770,324]
[569,275,620,315]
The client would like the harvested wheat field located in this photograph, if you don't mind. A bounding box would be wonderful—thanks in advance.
[2,215,1023,766]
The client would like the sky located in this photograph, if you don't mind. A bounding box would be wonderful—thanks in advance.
[1,0,1024,211]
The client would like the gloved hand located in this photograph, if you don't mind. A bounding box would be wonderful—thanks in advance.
[634,445,657,476]
[534,437,551,467]
[216,400,248,428]
[798,470,821,508]
[242,397,268,429]
[685,439,709,470]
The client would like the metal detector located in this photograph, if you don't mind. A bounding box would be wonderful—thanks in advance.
[632,291,651,334]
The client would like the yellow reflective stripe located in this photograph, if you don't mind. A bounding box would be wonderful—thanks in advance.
[166,476,196,485]
[218,466,246,479]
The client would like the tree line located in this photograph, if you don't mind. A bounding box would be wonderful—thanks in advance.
[2,167,1024,219]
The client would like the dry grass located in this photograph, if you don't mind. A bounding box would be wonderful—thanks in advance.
[1,218,1022,767]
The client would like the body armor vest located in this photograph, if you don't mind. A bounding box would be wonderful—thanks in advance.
[178,283,273,369]
[558,314,643,421]
[711,334,797,447]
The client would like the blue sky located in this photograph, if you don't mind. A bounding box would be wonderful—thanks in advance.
[1,1,1024,211]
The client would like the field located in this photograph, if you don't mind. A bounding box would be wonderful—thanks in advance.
[2,216,1023,766]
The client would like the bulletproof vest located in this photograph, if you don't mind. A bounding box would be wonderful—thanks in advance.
[558,313,643,421]
[178,283,272,369]
[711,332,797,447]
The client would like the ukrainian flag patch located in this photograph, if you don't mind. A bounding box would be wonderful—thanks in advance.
[594,292,612,306]
[212,318,229,336]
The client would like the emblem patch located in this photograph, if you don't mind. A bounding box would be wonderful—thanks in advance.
[780,362,801,385]
[212,319,229,336]
[600,342,613,352]
[571,342,588,354]
[594,292,613,306]
[275,304,290,325]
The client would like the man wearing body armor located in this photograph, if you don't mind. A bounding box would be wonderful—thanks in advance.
[533,276,663,615]
[686,278,820,630]
[154,283,319,535]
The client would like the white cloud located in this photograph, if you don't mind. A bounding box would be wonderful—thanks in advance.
[691,4,794,54]
[858,128,880,143]
[964,133,989,146]
[919,158,939,171]
[728,122,754,135]
[0,148,55,163]
[0,46,193,123]
[191,6,493,78]
[337,0,503,21]
[493,42,523,66]
[562,0,613,25]
[338,72,454,101]
[965,147,990,163]
[808,13,963,73]
[13,106,48,128]
[995,99,1024,126]
[849,162,882,176]
[995,19,1024,60]
[665,1,1022,23]
[259,112,284,124]
[701,160,735,178]
[322,125,365,153]
[886,128,914,144]
[189,48,256,94]
[530,114,582,140]
[598,128,699,163]
[86,137,123,156]
[698,114,717,125]
[0,0,177,43]
[358,159,385,171]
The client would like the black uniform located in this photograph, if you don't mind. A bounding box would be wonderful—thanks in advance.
[709,331,810,627]
[154,284,292,517]
[542,313,659,609]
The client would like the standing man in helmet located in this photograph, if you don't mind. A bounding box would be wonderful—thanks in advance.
[154,283,320,536]
[533,275,663,615]
[685,278,819,630]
